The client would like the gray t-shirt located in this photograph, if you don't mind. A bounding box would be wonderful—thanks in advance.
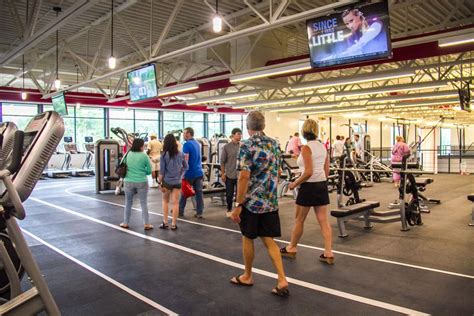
[220,141,240,179]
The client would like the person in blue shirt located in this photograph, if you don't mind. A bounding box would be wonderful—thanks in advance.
[179,127,205,218]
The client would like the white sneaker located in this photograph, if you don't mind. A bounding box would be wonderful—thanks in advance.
[150,182,159,188]
[226,211,232,218]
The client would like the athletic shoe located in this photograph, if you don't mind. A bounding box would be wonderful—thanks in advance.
[150,182,159,188]
[194,214,203,219]
[226,211,232,218]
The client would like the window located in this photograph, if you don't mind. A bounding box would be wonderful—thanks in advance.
[75,107,105,147]
[43,105,75,145]
[163,111,183,135]
[224,114,243,137]
[2,103,38,129]
[208,113,221,137]
[135,109,159,138]
[440,128,451,155]
[109,108,134,139]
[184,112,204,137]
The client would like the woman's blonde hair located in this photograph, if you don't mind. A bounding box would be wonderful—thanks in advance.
[301,119,319,140]
[396,135,405,142]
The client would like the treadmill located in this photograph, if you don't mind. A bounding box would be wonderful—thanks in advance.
[63,136,93,177]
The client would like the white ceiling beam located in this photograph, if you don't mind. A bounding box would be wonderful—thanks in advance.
[8,0,138,82]
[151,0,185,58]
[243,0,269,24]
[5,0,24,39]
[45,0,358,98]
[270,0,290,22]
[0,0,100,67]
[26,0,43,38]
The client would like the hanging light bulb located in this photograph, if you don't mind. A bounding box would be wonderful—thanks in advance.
[108,56,116,69]
[212,0,222,33]
[21,55,27,100]
[108,0,116,69]
[54,79,61,90]
[212,15,222,33]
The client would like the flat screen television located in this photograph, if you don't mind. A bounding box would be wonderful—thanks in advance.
[306,0,392,69]
[52,93,68,116]
[127,64,158,102]
[458,84,471,112]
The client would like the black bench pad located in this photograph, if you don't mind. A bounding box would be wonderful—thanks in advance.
[331,201,379,218]
[203,187,226,194]
[468,194,474,202]
[416,177,433,186]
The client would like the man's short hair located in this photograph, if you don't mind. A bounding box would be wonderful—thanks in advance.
[246,111,265,131]
[354,134,360,138]
[336,135,340,140]
[184,127,194,137]
[231,128,242,135]
[294,132,299,137]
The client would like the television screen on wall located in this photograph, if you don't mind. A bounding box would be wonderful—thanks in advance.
[306,0,392,69]
[127,64,158,102]
[51,93,68,116]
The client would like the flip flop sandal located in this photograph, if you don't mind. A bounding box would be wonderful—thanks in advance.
[230,275,253,287]
[144,224,154,230]
[280,247,297,259]
[159,222,168,229]
[119,223,129,229]
[319,254,335,265]
[171,224,178,230]
[271,286,290,297]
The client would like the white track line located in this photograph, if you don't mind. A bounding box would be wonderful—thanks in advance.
[63,187,474,280]
[22,228,177,316]
[29,197,429,316]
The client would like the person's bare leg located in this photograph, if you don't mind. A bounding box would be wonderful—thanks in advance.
[285,205,311,253]
[162,190,170,225]
[261,237,288,290]
[233,236,254,285]
[171,189,180,226]
[314,205,334,257]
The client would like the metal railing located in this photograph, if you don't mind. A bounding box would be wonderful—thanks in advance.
[370,147,474,174]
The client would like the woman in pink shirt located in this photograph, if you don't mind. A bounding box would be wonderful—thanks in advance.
[391,136,410,187]
[286,132,302,156]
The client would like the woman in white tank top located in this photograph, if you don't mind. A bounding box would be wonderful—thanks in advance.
[280,119,334,264]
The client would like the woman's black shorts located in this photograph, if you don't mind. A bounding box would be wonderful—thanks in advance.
[162,181,181,190]
[296,181,330,206]
[238,207,281,240]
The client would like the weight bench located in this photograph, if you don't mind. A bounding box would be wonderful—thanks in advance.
[191,186,227,208]
[468,194,474,226]
[331,201,380,238]
[415,177,440,213]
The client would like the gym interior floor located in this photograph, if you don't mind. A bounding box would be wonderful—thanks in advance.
[19,174,473,315]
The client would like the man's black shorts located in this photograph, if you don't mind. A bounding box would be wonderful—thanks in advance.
[238,207,281,239]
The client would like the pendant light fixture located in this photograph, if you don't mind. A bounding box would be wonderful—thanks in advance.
[108,0,116,69]
[21,55,27,100]
[75,64,80,109]
[53,7,61,90]
[212,0,222,33]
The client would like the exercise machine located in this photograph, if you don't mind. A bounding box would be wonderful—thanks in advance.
[278,154,299,199]
[468,194,474,226]
[63,137,93,177]
[0,111,63,315]
[95,139,121,194]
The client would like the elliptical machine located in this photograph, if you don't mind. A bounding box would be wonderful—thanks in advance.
[0,111,64,315]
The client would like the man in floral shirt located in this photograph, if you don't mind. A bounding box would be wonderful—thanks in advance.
[229,111,289,297]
